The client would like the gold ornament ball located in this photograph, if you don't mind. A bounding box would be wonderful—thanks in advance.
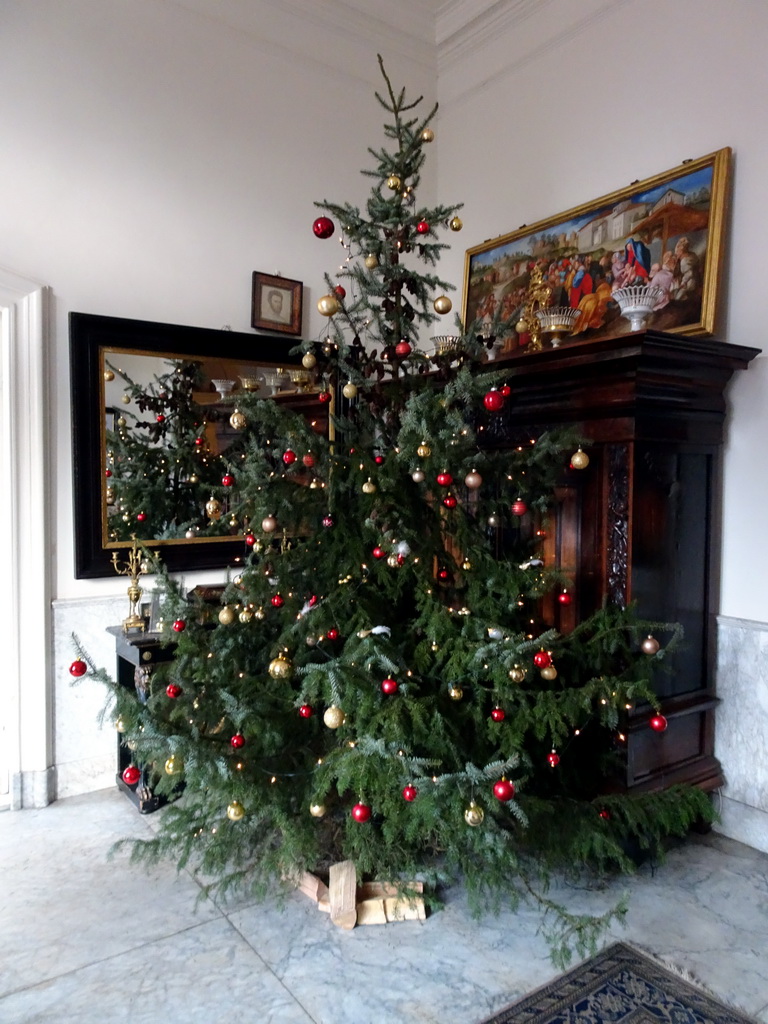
[239,608,253,624]
[641,635,660,655]
[121,394,131,405]
[164,755,182,776]
[386,552,401,568]
[323,705,345,729]
[417,442,432,458]
[364,254,379,269]
[262,515,278,533]
[540,665,558,680]
[317,294,340,317]
[309,803,327,818]
[106,487,115,505]
[342,382,358,400]
[462,559,472,571]
[115,716,126,733]
[218,606,236,625]
[571,448,590,470]
[226,800,245,822]
[302,351,317,369]
[189,473,199,484]
[230,410,247,431]
[515,318,528,334]
[117,417,126,428]
[386,174,402,191]
[206,498,222,520]
[103,369,115,382]
[421,127,435,143]
[464,469,482,490]
[268,654,293,680]
[449,216,463,232]
[362,478,377,494]
[509,665,526,683]
[464,801,484,827]
[433,295,453,315]
[449,685,464,701]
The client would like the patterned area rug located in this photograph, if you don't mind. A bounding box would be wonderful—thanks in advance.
[480,942,758,1023]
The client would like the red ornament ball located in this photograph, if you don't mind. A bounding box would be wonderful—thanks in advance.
[156,414,165,423]
[442,495,458,509]
[650,714,668,732]
[172,619,186,633]
[166,683,182,699]
[436,472,453,487]
[490,707,506,722]
[230,734,245,749]
[322,514,334,528]
[105,468,112,478]
[302,453,315,468]
[312,216,335,239]
[222,474,234,487]
[326,628,339,641]
[245,533,256,547]
[395,341,412,357]
[483,389,505,412]
[599,808,611,820]
[511,500,528,516]
[271,594,285,608]
[69,659,87,677]
[402,785,418,802]
[381,677,398,695]
[437,567,450,581]
[557,591,572,605]
[547,750,560,768]
[333,284,346,299]
[374,454,385,465]
[533,650,552,668]
[318,391,332,404]
[501,384,512,397]
[397,554,406,566]
[493,778,515,802]
[351,802,372,823]
[136,512,147,522]
[122,765,141,786]
[372,546,386,559]
[416,220,430,234]
[282,450,297,465]
[194,437,203,447]
[299,704,314,719]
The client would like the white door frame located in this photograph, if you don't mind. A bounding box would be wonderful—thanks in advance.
[0,267,52,809]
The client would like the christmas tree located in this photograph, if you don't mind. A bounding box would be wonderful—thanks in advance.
[77,59,712,966]
[105,358,241,541]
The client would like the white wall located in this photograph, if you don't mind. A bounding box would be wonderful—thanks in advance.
[0,0,435,799]
[435,0,768,622]
[435,0,768,848]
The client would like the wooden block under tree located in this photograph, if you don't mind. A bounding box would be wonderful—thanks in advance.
[329,861,358,930]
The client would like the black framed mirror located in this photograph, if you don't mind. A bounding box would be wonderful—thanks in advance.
[70,312,315,578]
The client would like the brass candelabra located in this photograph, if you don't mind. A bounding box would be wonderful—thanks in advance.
[111,537,155,633]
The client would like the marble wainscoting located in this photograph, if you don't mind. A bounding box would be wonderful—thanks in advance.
[714,615,768,854]
[52,595,127,799]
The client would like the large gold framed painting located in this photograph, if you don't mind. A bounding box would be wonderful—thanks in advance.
[462,148,731,343]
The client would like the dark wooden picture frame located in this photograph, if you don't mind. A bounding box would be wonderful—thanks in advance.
[251,272,303,336]
[462,148,731,342]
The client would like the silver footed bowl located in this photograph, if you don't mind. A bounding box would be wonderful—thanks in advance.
[534,306,580,347]
[613,285,663,331]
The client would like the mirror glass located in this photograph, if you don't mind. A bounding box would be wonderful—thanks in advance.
[70,313,322,578]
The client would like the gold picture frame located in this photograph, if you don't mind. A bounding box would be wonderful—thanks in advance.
[251,272,303,336]
[462,148,731,342]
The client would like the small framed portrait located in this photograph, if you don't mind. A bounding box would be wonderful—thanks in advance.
[251,272,303,336]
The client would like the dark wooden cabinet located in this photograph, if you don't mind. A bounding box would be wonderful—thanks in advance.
[108,626,177,813]
[486,330,759,794]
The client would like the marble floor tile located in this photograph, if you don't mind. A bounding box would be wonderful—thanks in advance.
[0,917,316,1024]
[2,790,768,1024]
